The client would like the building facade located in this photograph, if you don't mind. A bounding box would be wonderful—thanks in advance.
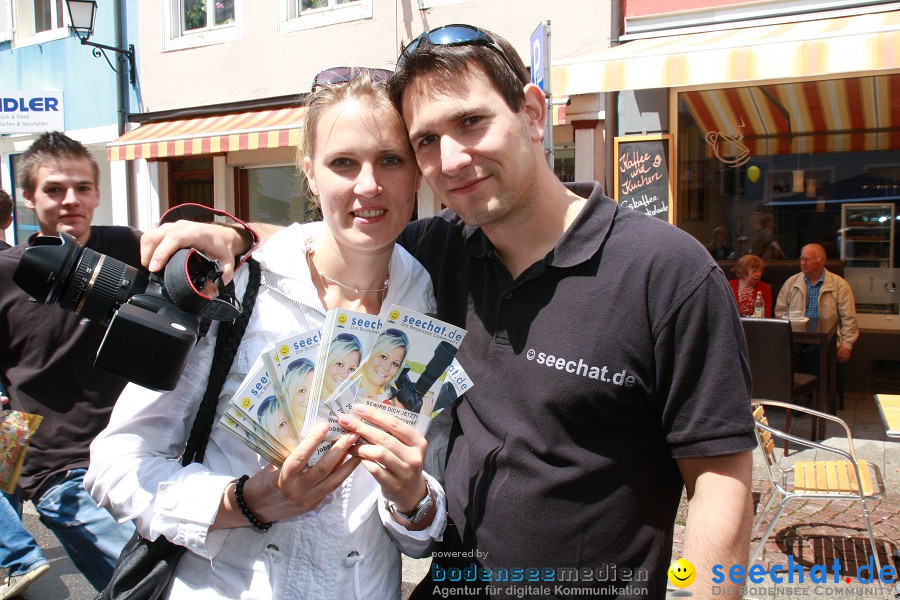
[0,0,139,243]
[106,0,611,232]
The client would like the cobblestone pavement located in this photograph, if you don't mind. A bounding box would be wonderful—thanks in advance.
[665,393,900,599]
[403,393,900,599]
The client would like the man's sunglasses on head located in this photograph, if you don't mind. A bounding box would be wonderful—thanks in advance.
[398,24,519,76]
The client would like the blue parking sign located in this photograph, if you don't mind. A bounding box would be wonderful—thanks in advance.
[530,24,544,90]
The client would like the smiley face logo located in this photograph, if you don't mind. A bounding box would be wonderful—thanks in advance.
[241,397,252,409]
[667,558,696,588]
[337,313,348,325]
[389,309,400,320]
[279,345,290,356]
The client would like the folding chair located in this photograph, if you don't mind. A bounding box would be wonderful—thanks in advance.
[741,317,820,442]
[750,400,885,571]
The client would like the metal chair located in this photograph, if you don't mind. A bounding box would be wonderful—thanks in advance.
[740,317,821,440]
[750,400,885,570]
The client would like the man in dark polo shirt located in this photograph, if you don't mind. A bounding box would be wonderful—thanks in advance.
[0,132,137,593]
[388,26,756,600]
[143,28,757,599]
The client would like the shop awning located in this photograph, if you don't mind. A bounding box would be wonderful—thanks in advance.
[551,10,900,95]
[682,74,900,156]
[108,107,306,161]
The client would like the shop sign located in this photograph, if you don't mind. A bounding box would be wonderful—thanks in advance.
[0,92,65,133]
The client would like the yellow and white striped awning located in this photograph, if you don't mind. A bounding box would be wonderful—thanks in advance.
[552,10,900,95]
[108,107,306,161]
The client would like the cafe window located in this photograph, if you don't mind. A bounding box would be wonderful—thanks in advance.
[676,74,900,315]
[237,165,317,226]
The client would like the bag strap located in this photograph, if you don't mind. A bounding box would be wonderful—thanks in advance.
[182,258,261,467]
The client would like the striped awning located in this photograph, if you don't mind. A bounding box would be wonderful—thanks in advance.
[681,74,900,156]
[551,10,900,95]
[108,107,306,161]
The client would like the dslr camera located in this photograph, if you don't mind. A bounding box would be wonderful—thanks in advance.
[13,231,241,391]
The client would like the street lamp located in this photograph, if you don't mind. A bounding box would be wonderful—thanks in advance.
[65,0,136,85]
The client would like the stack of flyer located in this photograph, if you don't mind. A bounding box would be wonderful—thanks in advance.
[217,305,470,466]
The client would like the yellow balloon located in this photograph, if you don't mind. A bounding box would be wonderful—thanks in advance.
[747,165,761,183]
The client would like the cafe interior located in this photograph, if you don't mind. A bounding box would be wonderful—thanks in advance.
[674,72,899,398]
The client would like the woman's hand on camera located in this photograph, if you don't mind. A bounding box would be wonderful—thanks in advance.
[338,404,430,523]
[141,220,284,283]
[141,221,246,283]
[214,422,360,529]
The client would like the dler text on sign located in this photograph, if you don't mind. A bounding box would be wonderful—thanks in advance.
[0,92,65,133]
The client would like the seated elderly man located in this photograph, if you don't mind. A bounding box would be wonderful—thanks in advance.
[775,243,858,363]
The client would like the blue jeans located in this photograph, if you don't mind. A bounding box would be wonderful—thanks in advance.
[30,469,135,591]
[0,487,48,578]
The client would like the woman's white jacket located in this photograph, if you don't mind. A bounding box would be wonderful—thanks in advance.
[86,223,445,600]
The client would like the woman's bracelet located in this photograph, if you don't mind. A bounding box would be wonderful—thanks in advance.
[234,475,272,532]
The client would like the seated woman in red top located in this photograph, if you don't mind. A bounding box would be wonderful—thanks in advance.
[729,254,773,317]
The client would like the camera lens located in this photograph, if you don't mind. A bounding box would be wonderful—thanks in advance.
[14,232,146,325]
[58,247,143,323]
[12,232,82,304]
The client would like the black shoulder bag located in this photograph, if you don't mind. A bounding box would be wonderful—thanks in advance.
[96,258,261,600]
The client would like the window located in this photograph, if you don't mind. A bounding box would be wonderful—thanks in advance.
[181,0,234,33]
[33,0,63,33]
[280,0,371,32]
[167,157,214,210]
[675,74,900,317]
[236,166,317,226]
[10,154,40,244]
[164,0,240,50]
[7,0,68,46]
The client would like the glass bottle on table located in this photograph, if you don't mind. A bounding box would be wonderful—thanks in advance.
[753,291,765,318]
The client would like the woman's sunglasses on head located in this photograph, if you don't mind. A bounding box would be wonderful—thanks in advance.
[398,24,519,76]
[311,67,393,92]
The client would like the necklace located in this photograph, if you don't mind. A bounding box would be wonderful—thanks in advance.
[318,271,390,294]
[306,248,390,295]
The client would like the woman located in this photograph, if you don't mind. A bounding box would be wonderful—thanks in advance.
[729,254,773,317]
[321,333,362,399]
[257,394,295,452]
[85,69,444,600]
[281,357,316,437]
[358,329,409,406]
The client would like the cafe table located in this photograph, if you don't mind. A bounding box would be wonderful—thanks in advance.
[874,394,900,438]
[788,317,839,416]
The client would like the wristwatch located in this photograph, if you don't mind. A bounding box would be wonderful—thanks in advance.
[391,483,434,524]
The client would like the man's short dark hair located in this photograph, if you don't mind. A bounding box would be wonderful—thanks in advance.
[16,131,100,195]
[389,26,530,115]
[0,188,12,229]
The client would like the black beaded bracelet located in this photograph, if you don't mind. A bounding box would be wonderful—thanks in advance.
[234,475,272,532]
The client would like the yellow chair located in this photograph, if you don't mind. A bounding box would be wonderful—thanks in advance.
[750,400,885,570]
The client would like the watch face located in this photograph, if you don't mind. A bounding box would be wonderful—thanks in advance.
[397,486,433,523]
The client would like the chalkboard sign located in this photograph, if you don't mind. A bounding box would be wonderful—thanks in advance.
[614,135,673,223]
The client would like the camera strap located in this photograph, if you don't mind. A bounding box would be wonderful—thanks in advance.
[157,204,259,324]
[163,248,242,322]
[158,203,261,267]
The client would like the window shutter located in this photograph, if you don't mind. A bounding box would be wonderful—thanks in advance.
[0,0,12,42]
